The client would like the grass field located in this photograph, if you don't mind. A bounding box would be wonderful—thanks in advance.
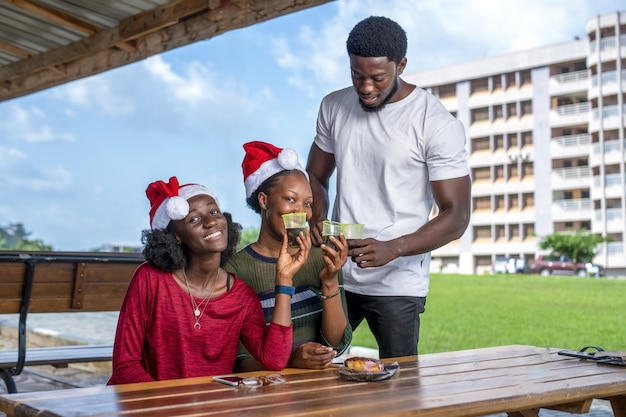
[350,273,626,354]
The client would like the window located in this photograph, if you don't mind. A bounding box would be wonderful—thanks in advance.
[506,102,517,118]
[474,226,491,240]
[509,224,520,239]
[473,196,491,210]
[471,107,489,123]
[509,194,519,210]
[521,163,534,178]
[495,225,505,240]
[522,223,535,239]
[472,167,490,181]
[494,195,504,211]
[471,78,489,94]
[493,105,504,119]
[520,131,533,146]
[509,164,519,180]
[472,136,490,152]
[522,193,534,209]
[520,70,531,86]
[494,165,505,182]
[494,135,504,151]
[508,134,518,149]
[505,72,516,89]
[521,100,532,116]
[492,75,502,91]
[438,83,456,98]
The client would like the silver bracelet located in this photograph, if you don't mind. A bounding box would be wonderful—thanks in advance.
[319,288,341,300]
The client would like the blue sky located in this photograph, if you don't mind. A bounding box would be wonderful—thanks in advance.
[1,0,623,251]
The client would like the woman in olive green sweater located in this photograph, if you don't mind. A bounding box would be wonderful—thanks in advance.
[225,141,352,370]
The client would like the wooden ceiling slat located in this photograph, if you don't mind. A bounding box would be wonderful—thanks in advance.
[6,0,101,35]
[0,38,34,59]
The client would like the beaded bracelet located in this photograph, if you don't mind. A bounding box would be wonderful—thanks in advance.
[319,288,341,300]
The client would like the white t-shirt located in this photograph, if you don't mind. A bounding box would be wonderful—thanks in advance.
[314,85,469,297]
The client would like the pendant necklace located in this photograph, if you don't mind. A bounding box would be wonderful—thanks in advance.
[182,266,219,330]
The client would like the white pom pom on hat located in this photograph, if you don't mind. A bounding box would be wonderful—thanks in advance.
[146,176,220,230]
[242,141,309,199]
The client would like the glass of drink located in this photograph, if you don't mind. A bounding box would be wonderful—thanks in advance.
[341,223,364,249]
[322,220,342,253]
[281,212,307,248]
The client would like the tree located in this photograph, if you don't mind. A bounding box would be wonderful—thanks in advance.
[0,222,53,251]
[238,227,260,250]
[538,229,610,263]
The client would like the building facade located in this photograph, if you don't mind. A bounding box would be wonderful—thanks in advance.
[405,10,625,275]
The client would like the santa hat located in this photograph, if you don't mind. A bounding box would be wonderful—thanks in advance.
[146,176,219,230]
[242,141,309,198]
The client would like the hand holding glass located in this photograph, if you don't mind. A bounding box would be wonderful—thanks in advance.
[322,220,342,252]
[282,212,307,248]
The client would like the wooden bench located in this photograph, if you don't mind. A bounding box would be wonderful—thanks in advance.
[0,251,143,393]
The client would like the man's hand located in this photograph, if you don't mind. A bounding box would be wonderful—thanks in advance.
[289,342,337,369]
[348,238,399,268]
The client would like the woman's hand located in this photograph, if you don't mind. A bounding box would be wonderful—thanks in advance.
[276,227,311,286]
[320,233,348,283]
[289,342,337,369]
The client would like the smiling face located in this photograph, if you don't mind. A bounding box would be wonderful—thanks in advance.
[258,171,312,244]
[349,55,406,112]
[171,194,228,256]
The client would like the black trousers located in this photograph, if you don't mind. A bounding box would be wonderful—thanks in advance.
[346,291,426,359]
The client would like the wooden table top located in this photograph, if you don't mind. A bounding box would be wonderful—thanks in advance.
[1,345,625,417]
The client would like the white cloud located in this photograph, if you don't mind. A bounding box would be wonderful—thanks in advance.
[142,55,262,112]
[271,0,623,93]
[0,103,75,143]
[0,145,26,167]
[5,166,73,192]
[53,75,135,116]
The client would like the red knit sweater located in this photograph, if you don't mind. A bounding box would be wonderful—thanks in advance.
[108,263,291,384]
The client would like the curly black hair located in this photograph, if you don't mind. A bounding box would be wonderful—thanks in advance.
[245,170,308,214]
[141,212,241,272]
[346,16,407,64]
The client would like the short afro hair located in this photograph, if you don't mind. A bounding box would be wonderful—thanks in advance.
[346,16,407,64]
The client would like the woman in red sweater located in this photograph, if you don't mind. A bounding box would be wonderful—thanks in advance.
[108,176,310,384]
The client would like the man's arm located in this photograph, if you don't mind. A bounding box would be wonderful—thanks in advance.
[349,175,471,267]
[306,143,336,246]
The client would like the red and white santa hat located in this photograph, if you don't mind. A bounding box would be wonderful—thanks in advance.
[242,141,308,198]
[146,176,219,230]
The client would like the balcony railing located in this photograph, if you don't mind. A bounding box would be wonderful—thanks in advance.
[552,134,590,147]
[592,139,625,155]
[591,69,626,87]
[553,69,588,84]
[590,34,626,53]
[594,173,625,188]
[553,166,590,179]
[554,102,590,116]
[554,198,592,210]
[591,104,626,120]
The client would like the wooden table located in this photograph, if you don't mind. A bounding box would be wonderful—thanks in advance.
[1,345,625,417]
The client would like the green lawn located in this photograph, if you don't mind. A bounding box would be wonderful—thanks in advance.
[350,273,626,354]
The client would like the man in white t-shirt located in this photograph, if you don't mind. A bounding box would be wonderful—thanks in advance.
[306,16,471,358]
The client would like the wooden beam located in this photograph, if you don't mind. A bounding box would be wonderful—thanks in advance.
[0,0,333,102]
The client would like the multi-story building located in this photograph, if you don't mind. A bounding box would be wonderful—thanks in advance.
[405,10,625,275]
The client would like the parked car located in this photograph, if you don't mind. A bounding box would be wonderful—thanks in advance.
[585,263,606,277]
[493,257,530,274]
[530,254,587,276]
